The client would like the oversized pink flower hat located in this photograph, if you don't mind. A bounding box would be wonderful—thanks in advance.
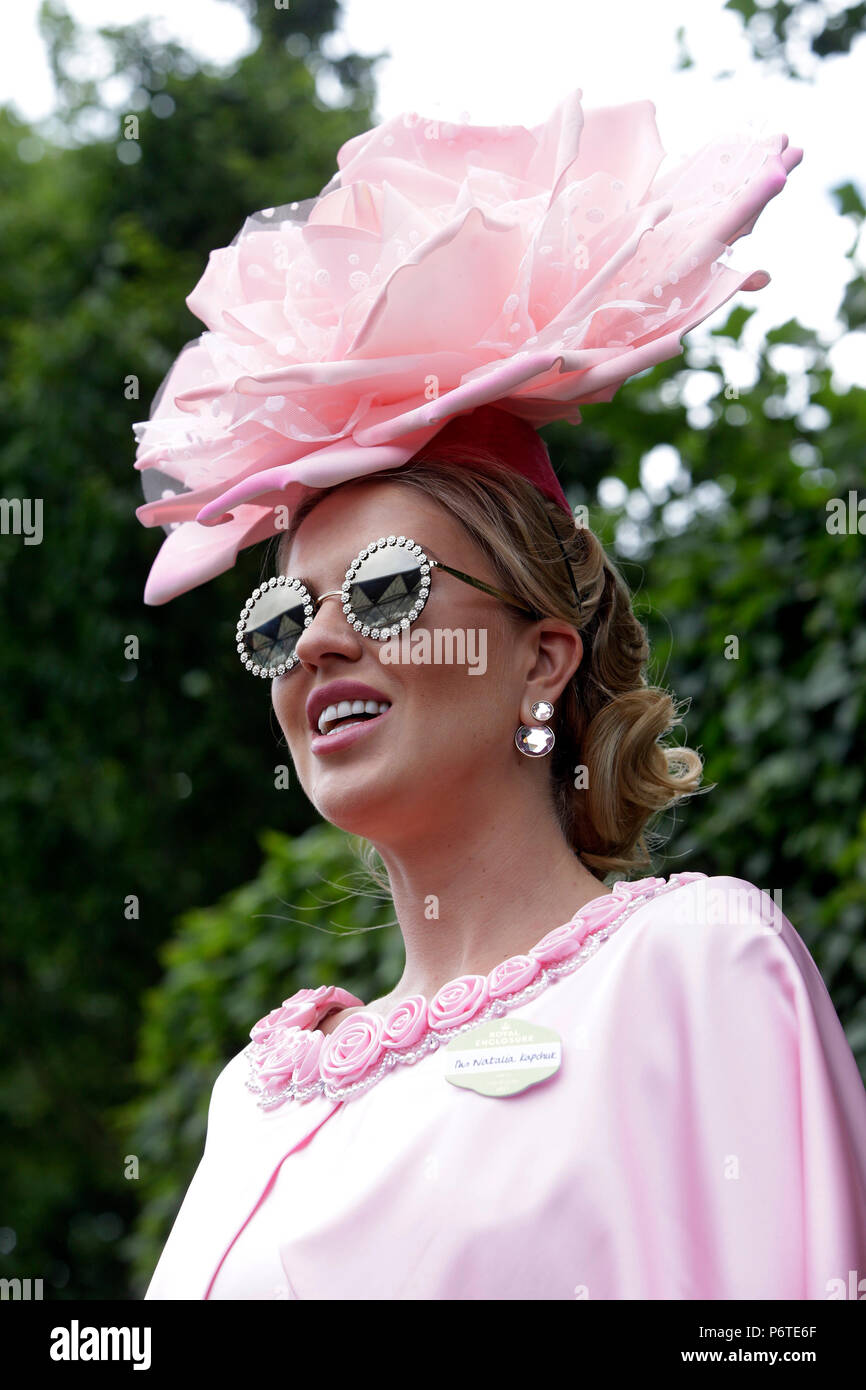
[133,88,801,605]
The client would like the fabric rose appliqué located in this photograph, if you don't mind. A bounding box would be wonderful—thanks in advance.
[382,995,429,1051]
[428,975,490,1030]
[255,1029,316,1096]
[249,1004,300,1048]
[487,954,542,999]
[530,880,659,965]
[250,985,364,1042]
[318,1011,385,1090]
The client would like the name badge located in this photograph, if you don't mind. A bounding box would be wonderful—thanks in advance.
[443,1016,562,1098]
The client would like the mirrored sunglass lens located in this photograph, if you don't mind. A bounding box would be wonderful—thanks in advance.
[241,589,307,671]
[348,549,426,628]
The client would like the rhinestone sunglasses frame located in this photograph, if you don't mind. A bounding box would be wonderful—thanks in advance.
[237,533,541,678]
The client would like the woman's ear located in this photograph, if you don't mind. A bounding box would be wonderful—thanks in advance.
[522,620,584,705]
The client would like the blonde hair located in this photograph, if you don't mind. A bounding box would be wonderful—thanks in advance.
[272,443,709,882]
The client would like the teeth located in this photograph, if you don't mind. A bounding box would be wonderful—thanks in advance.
[317,699,391,735]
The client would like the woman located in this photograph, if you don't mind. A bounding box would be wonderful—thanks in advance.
[134,92,866,1298]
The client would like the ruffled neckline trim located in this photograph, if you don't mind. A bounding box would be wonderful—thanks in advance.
[244,872,707,1109]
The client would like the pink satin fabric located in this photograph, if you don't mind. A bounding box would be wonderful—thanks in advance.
[144,876,866,1300]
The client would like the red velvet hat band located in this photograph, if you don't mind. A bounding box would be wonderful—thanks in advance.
[415,406,573,517]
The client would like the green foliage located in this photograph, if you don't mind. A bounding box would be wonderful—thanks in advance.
[724,0,866,76]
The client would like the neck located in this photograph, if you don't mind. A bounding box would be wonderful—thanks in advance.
[368,785,610,1003]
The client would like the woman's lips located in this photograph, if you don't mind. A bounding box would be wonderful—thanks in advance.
[310,704,393,755]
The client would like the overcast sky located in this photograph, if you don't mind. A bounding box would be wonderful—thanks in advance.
[5,0,866,392]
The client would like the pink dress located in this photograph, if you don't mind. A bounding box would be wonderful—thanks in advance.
[144,873,866,1300]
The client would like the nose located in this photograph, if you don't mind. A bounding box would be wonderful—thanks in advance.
[293,590,363,670]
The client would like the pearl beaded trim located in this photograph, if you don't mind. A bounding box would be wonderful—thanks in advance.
[244,874,705,1111]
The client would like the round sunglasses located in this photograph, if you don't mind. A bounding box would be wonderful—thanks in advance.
[236,533,539,678]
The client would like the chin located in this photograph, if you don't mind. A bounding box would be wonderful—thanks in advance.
[316,755,451,842]
[306,769,407,839]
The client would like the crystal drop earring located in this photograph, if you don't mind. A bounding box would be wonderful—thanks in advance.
[514,699,556,757]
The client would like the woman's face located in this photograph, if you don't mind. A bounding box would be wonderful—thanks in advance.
[270,480,548,845]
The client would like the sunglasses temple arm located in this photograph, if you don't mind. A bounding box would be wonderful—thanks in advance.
[544,512,582,612]
[429,560,539,618]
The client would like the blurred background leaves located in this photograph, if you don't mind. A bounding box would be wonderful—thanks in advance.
[1,0,864,1298]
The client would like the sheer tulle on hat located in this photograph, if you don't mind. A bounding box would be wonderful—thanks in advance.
[133,90,801,604]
